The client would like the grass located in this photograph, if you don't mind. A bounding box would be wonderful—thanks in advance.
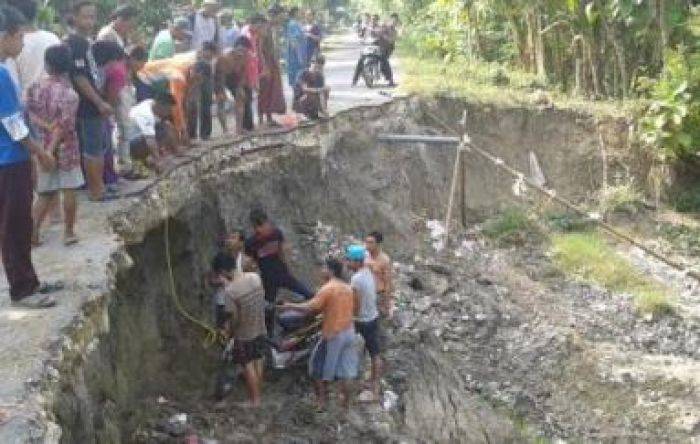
[670,183,700,213]
[397,46,639,119]
[596,182,645,216]
[551,232,674,316]
[482,208,538,245]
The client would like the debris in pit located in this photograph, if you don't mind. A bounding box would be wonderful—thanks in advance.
[163,413,189,437]
[382,390,399,411]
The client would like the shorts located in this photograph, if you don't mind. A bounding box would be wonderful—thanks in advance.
[231,335,267,366]
[128,122,169,154]
[36,166,84,194]
[309,327,358,381]
[77,117,107,159]
[355,318,381,357]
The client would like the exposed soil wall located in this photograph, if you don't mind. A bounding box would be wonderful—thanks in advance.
[45,97,629,442]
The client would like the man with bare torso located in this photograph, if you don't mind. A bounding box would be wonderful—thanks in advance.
[214,37,252,134]
[365,231,394,318]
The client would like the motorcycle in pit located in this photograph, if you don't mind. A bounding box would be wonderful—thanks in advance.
[214,306,322,400]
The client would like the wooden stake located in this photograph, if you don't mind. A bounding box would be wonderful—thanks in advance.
[460,152,467,227]
[444,147,462,246]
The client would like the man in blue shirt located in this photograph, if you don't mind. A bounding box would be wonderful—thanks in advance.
[0,5,60,308]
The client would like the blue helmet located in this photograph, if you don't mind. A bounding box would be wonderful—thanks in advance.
[345,244,366,262]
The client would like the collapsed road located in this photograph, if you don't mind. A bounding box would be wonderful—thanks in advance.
[1,33,699,441]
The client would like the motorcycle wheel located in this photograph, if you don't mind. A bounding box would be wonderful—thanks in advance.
[363,60,377,88]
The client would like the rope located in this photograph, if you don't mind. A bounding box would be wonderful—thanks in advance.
[162,196,226,347]
[421,106,700,283]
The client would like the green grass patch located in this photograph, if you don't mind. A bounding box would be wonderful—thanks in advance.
[483,208,538,246]
[551,232,674,317]
[397,46,638,119]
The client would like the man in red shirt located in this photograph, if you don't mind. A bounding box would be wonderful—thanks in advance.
[244,208,313,335]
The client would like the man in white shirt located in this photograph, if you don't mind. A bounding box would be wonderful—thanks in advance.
[190,0,221,51]
[6,0,61,95]
[127,92,181,171]
[96,4,137,49]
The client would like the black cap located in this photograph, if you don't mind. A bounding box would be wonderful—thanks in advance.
[112,4,137,20]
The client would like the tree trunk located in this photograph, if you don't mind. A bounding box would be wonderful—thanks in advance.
[535,11,547,82]
[610,30,628,99]
[525,9,537,73]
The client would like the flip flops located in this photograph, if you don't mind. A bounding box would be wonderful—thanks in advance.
[11,293,57,309]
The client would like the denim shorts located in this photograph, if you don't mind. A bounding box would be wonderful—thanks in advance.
[77,117,107,160]
[355,318,381,357]
[309,327,359,381]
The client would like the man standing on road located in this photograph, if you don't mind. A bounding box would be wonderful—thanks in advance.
[351,13,397,88]
[0,5,61,309]
[5,0,61,95]
[97,4,137,49]
[66,1,114,202]
[149,18,192,61]
[188,0,220,141]
[365,231,394,318]
[280,258,358,410]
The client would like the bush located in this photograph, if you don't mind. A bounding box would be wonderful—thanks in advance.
[483,208,536,245]
[670,184,700,212]
[596,181,644,216]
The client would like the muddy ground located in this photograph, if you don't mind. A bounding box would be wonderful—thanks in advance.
[132,212,700,444]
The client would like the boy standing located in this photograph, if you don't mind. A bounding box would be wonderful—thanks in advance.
[65,1,114,202]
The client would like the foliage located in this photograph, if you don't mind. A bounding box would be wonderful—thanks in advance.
[638,8,700,162]
[482,208,537,245]
[358,0,699,170]
[660,223,700,256]
[551,232,674,316]
[638,48,700,161]
[670,184,700,213]
[595,181,644,215]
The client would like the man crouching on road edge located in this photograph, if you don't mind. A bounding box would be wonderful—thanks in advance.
[279,258,358,410]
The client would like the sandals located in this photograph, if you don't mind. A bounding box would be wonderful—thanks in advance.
[11,291,59,309]
[64,234,79,246]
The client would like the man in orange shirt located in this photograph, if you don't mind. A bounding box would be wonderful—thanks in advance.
[280,258,358,409]
[365,231,394,318]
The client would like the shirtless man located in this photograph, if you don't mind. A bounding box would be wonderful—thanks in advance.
[365,231,394,318]
[214,37,252,134]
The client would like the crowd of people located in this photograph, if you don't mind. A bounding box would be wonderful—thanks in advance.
[210,208,393,408]
[0,0,401,413]
[0,0,335,309]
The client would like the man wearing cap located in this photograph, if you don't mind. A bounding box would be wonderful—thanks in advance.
[97,4,137,48]
[149,18,192,61]
[346,244,383,402]
[190,0,221,51]
[218,9,240,52]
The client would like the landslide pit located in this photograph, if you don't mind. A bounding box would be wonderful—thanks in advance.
[49,98,700,443]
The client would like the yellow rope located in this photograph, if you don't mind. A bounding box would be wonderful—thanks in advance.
[163,201,226,348]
